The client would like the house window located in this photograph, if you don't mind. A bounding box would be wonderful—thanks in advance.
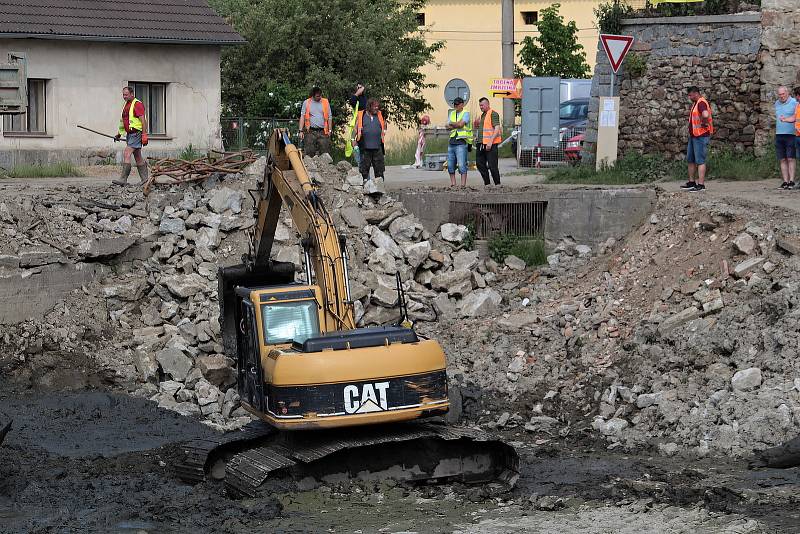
[522,11,538,25]
[3,79,47,133]
[129,82,167,135]
[416,12,425,26]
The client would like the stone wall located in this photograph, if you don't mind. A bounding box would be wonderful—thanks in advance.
[758,0,800,152]
[583,14,762,162]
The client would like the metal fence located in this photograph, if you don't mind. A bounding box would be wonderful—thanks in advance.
[519,124,586,168]
[449,201,547,239]
[220,117,299,153]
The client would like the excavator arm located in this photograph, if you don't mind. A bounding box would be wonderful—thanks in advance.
[250,129,355,332]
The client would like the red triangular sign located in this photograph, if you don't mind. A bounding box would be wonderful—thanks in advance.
[600,34,635,73]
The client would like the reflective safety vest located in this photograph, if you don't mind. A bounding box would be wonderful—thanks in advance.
[481,110,500,145]
[119,98,143,135]
[794,104,800,136]
[690,97,714,137]
[355,110,385,142]
[304,97,331,135]
[449,109,473,143]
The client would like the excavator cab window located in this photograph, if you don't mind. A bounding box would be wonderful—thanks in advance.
[261,300,320,345]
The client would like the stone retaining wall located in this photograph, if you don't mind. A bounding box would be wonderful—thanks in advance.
[583,13,762,163]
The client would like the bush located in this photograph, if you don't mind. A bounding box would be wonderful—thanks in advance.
[509,239,548,266]
[3,162,84,178]
[595,1,634,35]
[489,234,547,266]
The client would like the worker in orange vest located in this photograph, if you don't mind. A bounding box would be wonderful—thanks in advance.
[682,86,714,193]
[474,97,502,185]
[298,86,332,157]
[353,98,387,195]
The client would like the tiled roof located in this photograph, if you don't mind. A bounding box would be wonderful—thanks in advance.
[0,0,245,45]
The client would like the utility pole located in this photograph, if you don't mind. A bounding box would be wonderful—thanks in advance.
[501,0,515,128]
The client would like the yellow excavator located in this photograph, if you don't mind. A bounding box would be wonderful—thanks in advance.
[175,130,517,496]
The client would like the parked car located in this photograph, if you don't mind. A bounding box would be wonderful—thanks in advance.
[564,133,585,166]
[513,98,589,163]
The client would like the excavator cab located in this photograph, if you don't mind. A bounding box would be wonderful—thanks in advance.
[220,275,450,430]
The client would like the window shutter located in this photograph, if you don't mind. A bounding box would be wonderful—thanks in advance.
[0,53,27,113]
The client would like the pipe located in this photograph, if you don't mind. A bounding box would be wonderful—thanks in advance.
[501,0,515,129]
[339,235,352,303]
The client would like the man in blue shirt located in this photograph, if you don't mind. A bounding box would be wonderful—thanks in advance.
[775,86,797,189]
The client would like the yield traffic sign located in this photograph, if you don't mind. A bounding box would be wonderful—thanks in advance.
[600,34,635,73]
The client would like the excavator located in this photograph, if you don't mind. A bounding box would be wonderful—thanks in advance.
[174,130,518,497]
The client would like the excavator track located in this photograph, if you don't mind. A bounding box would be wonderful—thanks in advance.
[175,421,519,497]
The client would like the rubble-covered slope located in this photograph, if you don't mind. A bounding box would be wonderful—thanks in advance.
[430,193,800,458]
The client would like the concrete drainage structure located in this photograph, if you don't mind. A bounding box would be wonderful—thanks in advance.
[398,187,656,248]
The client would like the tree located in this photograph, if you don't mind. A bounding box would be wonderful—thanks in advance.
[517,4,590,79]
[208,0,442,127]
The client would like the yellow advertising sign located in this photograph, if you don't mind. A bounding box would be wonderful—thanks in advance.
[489,78,522,99]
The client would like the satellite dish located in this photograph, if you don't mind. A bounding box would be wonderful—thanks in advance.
[444,78,470,107]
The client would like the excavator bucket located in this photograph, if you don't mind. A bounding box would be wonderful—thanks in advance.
[174,420,519,497]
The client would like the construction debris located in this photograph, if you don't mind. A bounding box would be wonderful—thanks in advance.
[144,150,257,194]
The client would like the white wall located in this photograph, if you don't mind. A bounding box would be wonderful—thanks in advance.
[0,39,223,162]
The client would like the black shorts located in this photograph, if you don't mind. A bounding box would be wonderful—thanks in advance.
[776,134,796,160]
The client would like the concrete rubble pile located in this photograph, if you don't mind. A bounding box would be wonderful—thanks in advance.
[0,155,517,430]
[430,194,800,458]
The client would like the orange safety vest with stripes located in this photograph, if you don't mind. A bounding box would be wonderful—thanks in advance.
[303,97,331,135]
[355,110,385,142]
[690,97,714,137]
[481,109,501,145]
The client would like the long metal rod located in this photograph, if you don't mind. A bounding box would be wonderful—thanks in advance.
[77,124,118,140]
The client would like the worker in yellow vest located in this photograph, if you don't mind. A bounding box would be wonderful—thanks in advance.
[474,97,502,185]
[446,97,472,187]
[298,86,332,157]
[112,86,148,186]
[354,98,387,195]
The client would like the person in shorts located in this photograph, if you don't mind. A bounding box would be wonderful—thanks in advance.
[775,86,797,190]
[112,86,149,186]
[681,86,713,193]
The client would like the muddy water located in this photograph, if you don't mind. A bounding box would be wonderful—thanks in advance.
[1,387,797,533]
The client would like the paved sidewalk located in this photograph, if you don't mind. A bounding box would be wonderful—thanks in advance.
[384,157,546,190]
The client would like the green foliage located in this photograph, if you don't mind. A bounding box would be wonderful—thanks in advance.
[644,0,735,16]
[595,1,633,35]
[547,147,780,184]
[488,233,521,263]
[3,162,83,178]
[517,4,590,79]
[624,52,647,78]
[547,152,683,184]
[208,0,442,128]
[178,144,201,161]
[462,221,476,252]
[488,233,546,266]
[509,239,547,267]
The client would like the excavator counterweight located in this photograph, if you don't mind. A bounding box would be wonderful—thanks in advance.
[176,129,518,493]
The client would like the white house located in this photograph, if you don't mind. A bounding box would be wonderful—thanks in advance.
[0,0,244,166]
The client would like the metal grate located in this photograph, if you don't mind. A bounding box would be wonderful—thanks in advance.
[519,124,586,168]
[449,201,547,239]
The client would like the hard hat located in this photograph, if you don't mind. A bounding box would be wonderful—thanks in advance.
[420,115,430,125]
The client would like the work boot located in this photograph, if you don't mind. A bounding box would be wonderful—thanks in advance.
[112,163,131,185]
[137,164,149,185]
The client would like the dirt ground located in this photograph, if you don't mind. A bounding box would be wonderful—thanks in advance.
[2,171,799,533]
[1,378,797,533]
